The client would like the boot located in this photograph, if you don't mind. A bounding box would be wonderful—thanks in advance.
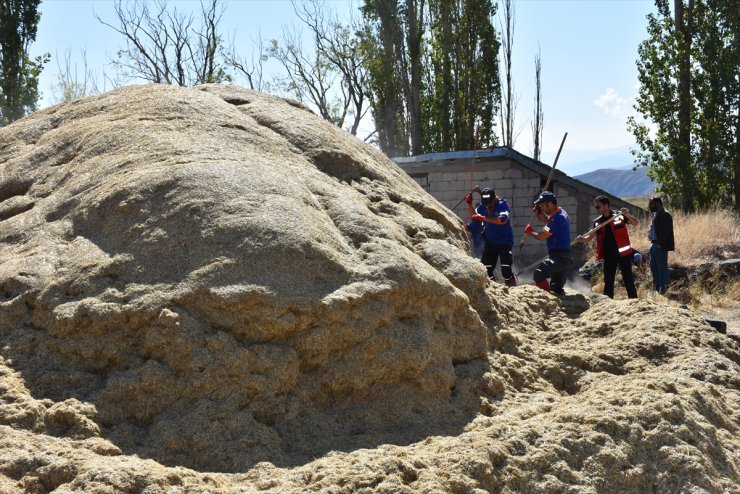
[505,276,517,287]
[535,280,550,291]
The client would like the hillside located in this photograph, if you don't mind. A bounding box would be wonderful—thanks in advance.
[542,145,633,176]
[575,166,656,198]
[0,84,738,493]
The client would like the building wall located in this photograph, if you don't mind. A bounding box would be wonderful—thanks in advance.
[401,157,624,268]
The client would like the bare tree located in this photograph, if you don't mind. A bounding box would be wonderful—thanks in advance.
[498,0,515,147]
[531,46,543,161]
[269,25,339,122]
[97,0,228,86]
[268,0,370,136]
[51,48,100,103]
[192,0,222,83]
[223,32,268,91]
[292,0,370,136]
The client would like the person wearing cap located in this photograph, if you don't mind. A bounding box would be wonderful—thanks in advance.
[647,196,674,294]
[523,191,572,295]
[574,196,638,299]
[466,186,517,286]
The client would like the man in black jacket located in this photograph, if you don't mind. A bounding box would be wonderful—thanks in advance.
[648,197,675,293]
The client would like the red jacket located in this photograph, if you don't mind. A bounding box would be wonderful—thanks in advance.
[595,212,633,260]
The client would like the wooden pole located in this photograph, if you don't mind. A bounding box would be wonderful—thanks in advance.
[517,132,568,251]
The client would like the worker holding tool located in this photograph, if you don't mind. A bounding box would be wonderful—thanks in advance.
[523,191,571,295]
[574,196,639,299]
[467,187,517,286]
[463,187,485,259]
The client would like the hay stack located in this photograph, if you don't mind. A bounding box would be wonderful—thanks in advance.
[0,85,737,493]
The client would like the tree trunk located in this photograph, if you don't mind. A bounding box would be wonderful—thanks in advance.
[377,2,404,157]
[675,0,694,212]
[406,0,423,155]
[734,16,740,213]
[440,2,452,150]
[501,0,514,147]
[532,49,543,161]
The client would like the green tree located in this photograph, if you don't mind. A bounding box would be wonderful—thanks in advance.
[426,0,500,152]
[360,0,414,156]
[628,0,739,212]
[361,0,500,156]
[0,0,49,126]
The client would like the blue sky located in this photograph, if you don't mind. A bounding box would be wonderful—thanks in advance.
[31,0,657,162]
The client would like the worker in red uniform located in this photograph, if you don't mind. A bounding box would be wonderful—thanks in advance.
[575,195,639,299]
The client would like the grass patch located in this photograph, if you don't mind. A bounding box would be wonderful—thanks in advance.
[579,207,740,311]
[630,206,740,268]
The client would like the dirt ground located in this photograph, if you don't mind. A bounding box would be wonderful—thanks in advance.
[697,306,740,339]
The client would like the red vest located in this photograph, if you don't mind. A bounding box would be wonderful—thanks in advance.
[595,212,633,260]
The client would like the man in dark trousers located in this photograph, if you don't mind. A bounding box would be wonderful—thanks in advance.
[524,191,571,295]
[466,187,517,286]
[575,196,639,299]
[648,196,675,294]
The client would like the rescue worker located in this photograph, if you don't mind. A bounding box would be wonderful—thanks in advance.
[648,196,675,294]
[464,187,485,259]
[575,196,639,299]
[523,191,571,295]
[465,217,485,260]
[466,187,517,286]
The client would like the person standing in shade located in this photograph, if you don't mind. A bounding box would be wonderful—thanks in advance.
[466,187,517,286]
[523,191,572,295]
[648,196,674,294]
[465,217,485,260]
[575,196,639,299]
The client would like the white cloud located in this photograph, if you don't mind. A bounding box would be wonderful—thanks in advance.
[594,88,629,117]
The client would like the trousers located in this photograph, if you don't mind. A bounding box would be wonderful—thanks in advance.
[603,253,637,299]
[481,242,514,282]
[649,242,669,294]
[533,250,573,293]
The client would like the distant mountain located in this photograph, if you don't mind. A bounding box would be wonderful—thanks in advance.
[574,166,656,198]
[540,145,636,176]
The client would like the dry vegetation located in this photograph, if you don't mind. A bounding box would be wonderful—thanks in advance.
[583,207,740,317]
[631,206,740,267]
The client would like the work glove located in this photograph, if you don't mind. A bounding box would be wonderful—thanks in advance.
[524,224,534,235]
[465,194,473,204]
[471,214,486,222]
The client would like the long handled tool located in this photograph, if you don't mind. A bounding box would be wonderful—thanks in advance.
[452,185,482,213]
[517,132,568,252]
[516,214,618,276]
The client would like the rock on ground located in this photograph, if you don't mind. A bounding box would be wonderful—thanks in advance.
[0,84,738,493]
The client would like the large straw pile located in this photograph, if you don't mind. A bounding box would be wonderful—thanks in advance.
[0,85,737,493]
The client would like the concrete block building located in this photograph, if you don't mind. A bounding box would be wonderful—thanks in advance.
[393,147,642,267]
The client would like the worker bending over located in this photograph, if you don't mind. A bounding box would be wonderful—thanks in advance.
[523,191,572,295]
